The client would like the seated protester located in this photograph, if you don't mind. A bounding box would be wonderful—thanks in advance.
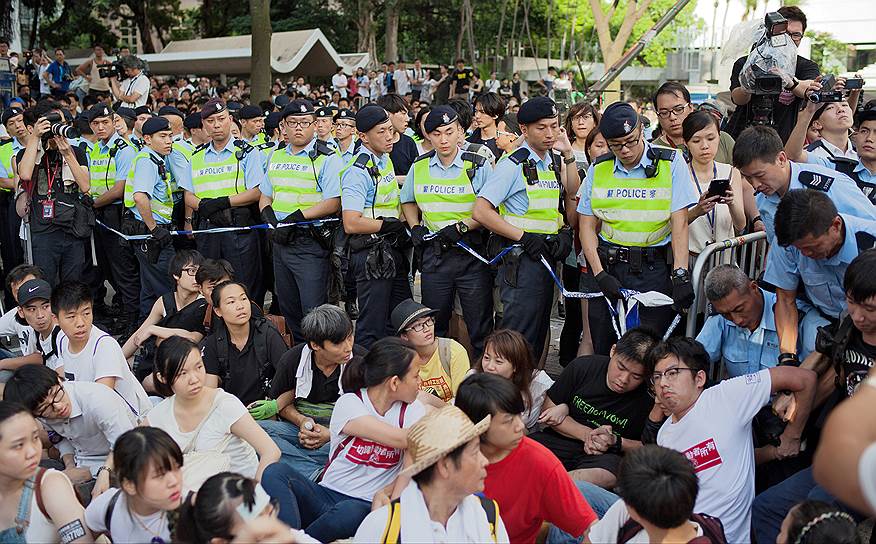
[391,299,470,406]
[584,445,728,544]
[17,279,63,374]
[256,304,365,480]
[51,281,151,418]
[0,265,49,378]
[456,373,600,544]
[194,258,234,335]
[175,472,318,544]
[201,281,289,406]
[651,337,817,544]
[122,249,208,382]
[476,329,553,432]
[530,328,660,489]
[354,404,511,543]
[84,427,183,543]
[145,337,280,483]
[697,264,807,377]
[260,337,427,543]
[777,501,858,544]
[0,401,92,544]
[4,365,137,496]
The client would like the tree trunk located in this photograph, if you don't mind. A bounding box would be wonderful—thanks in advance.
[455,0,466,61]
[495,0,508,73]
[249,0,271,103]
[28,0,40,49]
[465,0,476,63]
[355,0,377,67]
[384,0,399,63]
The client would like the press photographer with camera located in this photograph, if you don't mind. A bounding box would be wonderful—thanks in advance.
[785,76,864,165]
[108,55,150,109]
[726,7,821,143]
[16,103,92,285]
[45,48,74,99]
[73,44,112,99]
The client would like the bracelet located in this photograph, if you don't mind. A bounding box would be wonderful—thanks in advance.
[563,155,576,165]
[752,215,763,224]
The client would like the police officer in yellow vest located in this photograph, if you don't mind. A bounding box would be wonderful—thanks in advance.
[401,106,493,356]
[315,107,339,153]
[472,96,575,361]
[86,104,140,326]
[341,104,413,348]
[0,108,25,296]
[180,98,266,304]
[126,117,178,316]
[240,105,275,170]
[578,102,697,355]
[259,100,340,342]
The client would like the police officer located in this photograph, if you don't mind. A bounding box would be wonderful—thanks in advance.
[0,108,25,293]
[181,98,265,304]
[259,100,340,342]
[239,105,268,146]
[114,107,139,147]
[332,108,358,160]
[315,107,338,151]
[126,116,178,315]
[131,106,153,149]
[765,189,876,364]
[340,104,412,348]
[183,113,210,149]
[86,104,140,327]
[732,125,876,245]
[402,106,493,355]
[577,102,697,356]
[472,96,575,361]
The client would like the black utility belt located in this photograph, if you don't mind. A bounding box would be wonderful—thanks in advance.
[597,242,669,266]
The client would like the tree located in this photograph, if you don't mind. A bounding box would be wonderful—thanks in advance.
[249,0,271,103]
[384,0,400,62]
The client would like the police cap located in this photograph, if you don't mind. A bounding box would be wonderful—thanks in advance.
[201,98,228,120]
[87,104,114,123]
[265,112,283,132]
[599,102,640,139]
[157,105,185,119]
[115,107,137,121]
[334,108,355,123]
[1,107,24,125]
[142,117,171,136]
[282,100,315,119]
[356,104,390,133]
[239,105,264,120]
[274,95,291,109]
[517,96,559,125]
[134,105,153,117]
[226,102,243,114]
[424,106,459,133]
[315,107,334,119]
[855,103,876,126]
[183,113,202,130]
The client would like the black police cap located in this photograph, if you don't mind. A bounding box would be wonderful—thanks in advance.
[134,105,153,117]
[86,104,114,123]
[115,107,137,121]
[183,113,202,130]
[265,111,283,132]
[282,100,315,119]
[239,105,264,120]
[274,95,291,109]
[334,108,355,122]
[157,105,185,119]
[1,107,23,125]
[356,104,390,133]
[424,106,459,133]
[315,107,334,119]
[517,96,559,125]
[201,98,227,119]
[855,104,876,126]
[142,117,171,136]
[599,102,640,140]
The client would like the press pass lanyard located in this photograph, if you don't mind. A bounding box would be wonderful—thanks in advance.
[690,163,717,232]
[42,154,61,219]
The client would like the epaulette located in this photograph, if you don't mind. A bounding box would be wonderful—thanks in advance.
[806,140,828,153]
[234,140,254,157]
[593,152,615,165]
[650,145,677,162]
[312,140,334,158]
[461,151,486,168]
[192,143,209,155]
[413,150,436,163]
[114,138,129,151]
[506,147,530,165]
[829,156,858,176]
[257,141,276,151]
[0,139,11,147]
[798,170,834,192]
[856,231,876,252]
[465,142,485,154]
[352,153,371,169]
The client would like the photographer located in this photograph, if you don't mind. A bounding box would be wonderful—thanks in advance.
[726,6,821,143]
[16,103,91,285]
[109,55,150,109]
[45,48,73,98]
[73,44,111,99]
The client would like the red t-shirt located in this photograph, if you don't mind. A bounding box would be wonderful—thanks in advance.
[483,437,597,543]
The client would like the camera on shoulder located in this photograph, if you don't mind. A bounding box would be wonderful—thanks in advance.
[97,60,125,80]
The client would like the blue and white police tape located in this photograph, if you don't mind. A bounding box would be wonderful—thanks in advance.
[96,217,340,242]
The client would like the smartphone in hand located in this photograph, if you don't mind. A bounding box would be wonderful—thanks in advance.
[706,178,731,199]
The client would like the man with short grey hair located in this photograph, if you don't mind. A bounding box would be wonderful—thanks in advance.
[251,304,367,479]
[696,264,809,378]
[109,55,150,108]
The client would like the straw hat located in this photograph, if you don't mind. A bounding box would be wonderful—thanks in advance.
[401,405,491,477]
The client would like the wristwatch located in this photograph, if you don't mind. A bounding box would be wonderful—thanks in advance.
[563,154,576,165]
[672,268,689,282]
[455,221,469,234]
[785,77,800,91]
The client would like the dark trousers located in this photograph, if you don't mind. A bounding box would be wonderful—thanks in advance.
[559,264,583,366]
[196,230,264,306]
[350,246,412,349]
[0,192,23,308]
[31,229,86,287]
[272,236,330,343]
[420,245,493,357]
[133,239,174,317]
[94,204,140,316]
[498,253,555,362]
[80,236,107,306]
[588,253,674,356]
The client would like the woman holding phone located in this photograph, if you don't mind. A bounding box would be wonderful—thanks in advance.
[683,110,746,258]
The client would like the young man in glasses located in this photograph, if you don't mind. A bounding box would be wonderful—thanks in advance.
[650,337,816,544]
[577,102,698,355]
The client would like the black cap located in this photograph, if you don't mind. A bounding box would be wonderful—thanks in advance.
[134,105,153,117]
[115,107,137,121]
[142,117,171,136]
[1,107,23,125]
[17,279,51,307]
[855,103,876,126]
[87,104,114,123]
[239,105,264,120]
[183,113,202,130]
[391,298,439,335]
[201,98,227,119]
[599,102,639,139]
[356,104,390,133]
[334,108,355,122]
[424,106,458,133]
[265,111,283,132]
[157,105,185,119]
[227,101,243,112]
[282,100,315,119]
[316,107,334,119]
[517,96,559,125]
[274,95,291,109]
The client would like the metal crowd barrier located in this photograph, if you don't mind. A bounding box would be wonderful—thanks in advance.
[685,231,769,338]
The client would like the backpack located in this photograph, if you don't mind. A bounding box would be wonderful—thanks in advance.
[617,513,727,544]
[34,326,63,366]
[379,493,499,544]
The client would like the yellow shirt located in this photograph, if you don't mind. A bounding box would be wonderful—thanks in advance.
[418,338,470,402]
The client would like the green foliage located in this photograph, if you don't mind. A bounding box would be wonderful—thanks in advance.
[808,30,848,74]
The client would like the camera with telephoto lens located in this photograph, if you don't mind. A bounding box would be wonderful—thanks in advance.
[97,60,125,80]
[42,112,80,140]
[808,75,845,104]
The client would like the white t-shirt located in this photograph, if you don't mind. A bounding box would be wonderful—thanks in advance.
[320,388,425,501]
[0,307,36,355]
[86,489,171,543]
[394,69,412,95]
[57,325,150,417]
[147,389,259,478]
[656,370,772,544]
[332,73,349,98]
[38,64,51,95]
[587,501,706,543]
[37,326,65,371]
[118,74,150,107]
[358,75,371,98]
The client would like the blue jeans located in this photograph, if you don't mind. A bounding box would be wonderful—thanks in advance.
[259,419,330,480]
[751,467,839,544]
[261,462,370,543]
[546,480,620,544]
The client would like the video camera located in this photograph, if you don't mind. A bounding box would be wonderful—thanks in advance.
[97,59,125,80]
[808,75,845,104]
[739,11,798,126]
[43,112,80,140]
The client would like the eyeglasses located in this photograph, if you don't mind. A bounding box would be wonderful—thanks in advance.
[656,104,690,119]
[182,266,199,276]
[37,386,64,417]
[284,120,314,128]
[574,112,594,122]
[497,130,518,138]
[606,130,641,152]
[649,366,698,385]
[786,31,804,40]
[406,317,435,333]
[336,122,356,129]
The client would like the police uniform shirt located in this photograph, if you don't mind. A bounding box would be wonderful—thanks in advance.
[696,288,804,378]
[320,137,340,153]
[341,148,394,213]
[261,139,341,221]
[764,214,876,319]
[757,161,876,244]
[173,134,194,155]
[576,143,698,245]
[0,137,24,178]
[806,154,876,187]
[130,147,174,224]
[91,133,137,202]
[808,138,858,162]
[178,137,264,194]
[400,148,490,212]
[479,141,561,215]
